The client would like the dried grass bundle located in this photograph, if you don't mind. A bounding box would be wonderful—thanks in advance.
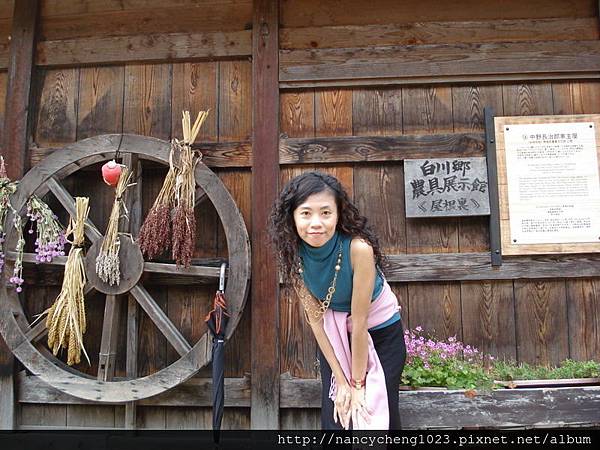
[95,165,134,286]
[45,197,90,366]
[138,147,178,259]
[172,110,208,267]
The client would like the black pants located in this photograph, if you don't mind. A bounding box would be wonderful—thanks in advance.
[318,319,407,430]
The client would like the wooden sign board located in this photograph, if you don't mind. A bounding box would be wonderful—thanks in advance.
[495,114,600,255]
[404,157,490,218]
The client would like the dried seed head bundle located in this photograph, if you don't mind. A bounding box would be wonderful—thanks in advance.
[172,110,208,267]
[138,144,178,259]
[96,165,134,286]
[45,197,90,366]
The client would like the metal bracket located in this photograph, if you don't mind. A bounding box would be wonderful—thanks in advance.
[219,262,227,292]
[484,107,503,267]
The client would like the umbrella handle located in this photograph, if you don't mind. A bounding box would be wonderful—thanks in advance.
[219,262,227,292]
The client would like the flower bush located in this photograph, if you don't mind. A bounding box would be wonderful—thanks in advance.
[401,326,495,390]
[401,326,600,390]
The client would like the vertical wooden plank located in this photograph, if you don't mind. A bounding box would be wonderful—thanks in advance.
[514,280,569,365]
[352,88,402,136]
[280,409,319,430]
[403,86,461,340]
[33,67,78,147]
[1,4,38,427]
[452,85,503,253]
[66,405,116,428]
[171,61,218,141]
[20,404,67,427]
[166,407,210,430]
[279,92,318,377]
[279,166,319,379]
[280,90,315,138]
[567,279,600,361]
[217,170,251,378]
[352,87,407,320]
[460,281,516,360]
[554,81,600,362]
[315,88,353,193]
[123,63,171,140]
[0,71,7,146]
[219,60,252,142]
[503,82,569,365]
[221,408,250,430]
[137,287,168,377]
[315,88,352,136]
[553,81,600,115]
[136,406,166,429]
[452,85,515,360]
[77,65,124,139]
[251,0,279,429]
[1,0,37,179]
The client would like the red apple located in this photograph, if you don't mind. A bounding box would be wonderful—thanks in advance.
[102,160,122,187]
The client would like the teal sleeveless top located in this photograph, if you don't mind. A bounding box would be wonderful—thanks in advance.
[299,231,400,330]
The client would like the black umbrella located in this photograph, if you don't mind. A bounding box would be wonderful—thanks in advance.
[205,263,230,443]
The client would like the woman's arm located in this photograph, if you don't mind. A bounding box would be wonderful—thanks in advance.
[349,238,376,425]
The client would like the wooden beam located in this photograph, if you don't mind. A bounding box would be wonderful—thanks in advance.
[1,0,38,430]
[384,253,600,282]
[278,375,600,429]
[280,18,599,50]
[280,133,485,164]
[280,40,600,87]
[251,0,279,430]
[36,30,252,67]
[29,141,253,168]
[17,373,251,407]
[1,0,37,179]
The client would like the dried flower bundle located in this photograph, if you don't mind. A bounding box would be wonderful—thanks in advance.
[172,110,208,267]
[45,197,90,366]
[137,148,177,259]
[27,195,66,264]
[96,165,134,286]
[0,156,24,292]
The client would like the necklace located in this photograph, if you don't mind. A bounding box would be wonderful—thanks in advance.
[296,242,343,323]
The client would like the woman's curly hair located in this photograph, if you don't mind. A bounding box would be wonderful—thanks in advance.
[269,171,387,281]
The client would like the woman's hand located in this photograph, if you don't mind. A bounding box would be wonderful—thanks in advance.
[350,386,372,428]
[333,381,352,429]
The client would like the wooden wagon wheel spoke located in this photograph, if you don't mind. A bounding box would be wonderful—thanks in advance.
[129,284,192,357]
[195,187,208,207]
[0,134,250,403]
[97,294,121,381]
[46,177,103,243]
[23,284,97,343]
[143,261,225,279]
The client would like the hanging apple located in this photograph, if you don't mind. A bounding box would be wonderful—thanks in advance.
[101,160,122,187]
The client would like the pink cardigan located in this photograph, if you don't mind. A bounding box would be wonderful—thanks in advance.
[323,280,400,430]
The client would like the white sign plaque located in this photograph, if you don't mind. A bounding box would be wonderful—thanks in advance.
[504,122,600,244]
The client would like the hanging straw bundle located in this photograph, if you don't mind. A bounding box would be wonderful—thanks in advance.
[172,110,208,267]
[96,165,134,286]
[138,147,178,259]
[46,197,90,366]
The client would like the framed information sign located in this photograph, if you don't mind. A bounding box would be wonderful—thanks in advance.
[494,114,600,255]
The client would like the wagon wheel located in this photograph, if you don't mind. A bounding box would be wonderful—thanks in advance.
[0,134,250,403]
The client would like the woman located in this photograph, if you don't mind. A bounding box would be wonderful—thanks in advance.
[270,171,406,430]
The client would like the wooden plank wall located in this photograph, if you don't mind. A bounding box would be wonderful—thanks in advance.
[13,0,253,430]
[5,0,600,430]
[279,0,600,428]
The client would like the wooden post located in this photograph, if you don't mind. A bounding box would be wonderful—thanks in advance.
[0,0,39,430]
[251,0,280,429]
[2,0,38,179]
